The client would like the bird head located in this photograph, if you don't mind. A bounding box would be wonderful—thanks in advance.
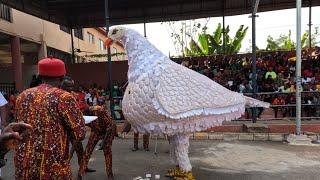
[105,26,126,48]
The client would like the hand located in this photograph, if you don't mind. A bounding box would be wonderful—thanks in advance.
[0,122,33,151]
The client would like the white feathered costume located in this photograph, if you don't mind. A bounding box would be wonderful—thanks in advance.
[106,27,269,178]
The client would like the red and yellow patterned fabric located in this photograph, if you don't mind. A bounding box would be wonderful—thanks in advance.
[71,92,88,112]
[14,84,86,180]
[79,107,116,177]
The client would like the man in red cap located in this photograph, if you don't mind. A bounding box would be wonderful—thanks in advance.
[14,57,86,180]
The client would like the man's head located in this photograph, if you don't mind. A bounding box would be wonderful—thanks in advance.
[60,76,75,92]
[38,57,66,87]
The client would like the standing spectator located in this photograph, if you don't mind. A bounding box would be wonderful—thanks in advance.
[0,91,8,178]
[29,75,41,88]
[14,58,86,180]
[0,92,7,126]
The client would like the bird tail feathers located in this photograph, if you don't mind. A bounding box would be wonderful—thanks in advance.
[244,96,270,108]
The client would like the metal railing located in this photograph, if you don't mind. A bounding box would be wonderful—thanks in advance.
[0,83,15,99]
[241,91,320,121]
[107,91,320,122]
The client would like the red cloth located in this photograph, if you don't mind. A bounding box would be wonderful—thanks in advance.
[71,92,88,111]
[38,57,66,77]
[77,92,88,111]
[303,69,313,77]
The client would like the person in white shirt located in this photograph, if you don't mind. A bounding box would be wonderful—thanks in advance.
[0,92,8,127]
[0,92,8,177]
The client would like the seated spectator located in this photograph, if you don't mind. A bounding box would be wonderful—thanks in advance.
[302,75,312,85]
[265,67,277,79]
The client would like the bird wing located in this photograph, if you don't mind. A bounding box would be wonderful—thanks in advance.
[153,62,247,119]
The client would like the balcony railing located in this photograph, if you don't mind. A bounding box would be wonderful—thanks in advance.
[0,3,11,22]
[0,83,15,99]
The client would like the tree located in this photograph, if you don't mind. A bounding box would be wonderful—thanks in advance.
[163,19,210,57]
[185,23,248,56]
[265,27,319,51]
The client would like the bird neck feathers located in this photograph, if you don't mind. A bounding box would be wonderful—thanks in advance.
[123,30,167,82]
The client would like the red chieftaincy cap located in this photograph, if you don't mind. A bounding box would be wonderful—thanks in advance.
[38,57,66,77]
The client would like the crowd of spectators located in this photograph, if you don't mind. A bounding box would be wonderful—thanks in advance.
[3,49,320,121]
[177,48,320,118]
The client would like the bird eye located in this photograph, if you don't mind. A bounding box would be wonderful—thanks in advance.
[112,29,118,35]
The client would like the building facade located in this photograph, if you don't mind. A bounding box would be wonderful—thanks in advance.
[0,3,126,92]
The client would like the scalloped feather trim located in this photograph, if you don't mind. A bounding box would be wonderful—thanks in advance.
[132,107,244,136]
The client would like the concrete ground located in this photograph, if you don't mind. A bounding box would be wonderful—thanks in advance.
[2,138,320,180]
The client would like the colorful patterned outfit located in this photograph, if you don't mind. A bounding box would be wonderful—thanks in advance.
[79,108,116,178]
[69,91,86,167]
[14,84,86,180]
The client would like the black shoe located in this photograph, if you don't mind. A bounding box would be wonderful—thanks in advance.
[144,148,150,151]
[85,168,96,173]
[132,147,139,151]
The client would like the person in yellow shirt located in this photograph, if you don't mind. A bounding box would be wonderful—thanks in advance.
[265,67,277,79]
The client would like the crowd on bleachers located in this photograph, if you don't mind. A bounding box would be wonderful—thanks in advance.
[4,49,320,121]
[176,48,320,118]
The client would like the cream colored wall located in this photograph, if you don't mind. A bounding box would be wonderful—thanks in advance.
[0,9,126,62]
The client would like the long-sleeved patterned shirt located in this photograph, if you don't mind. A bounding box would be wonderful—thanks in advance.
[14,84,86,180]
[87,108,116,139]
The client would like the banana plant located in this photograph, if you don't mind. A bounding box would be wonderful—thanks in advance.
[185,23,248,56]
[265,28,320,51]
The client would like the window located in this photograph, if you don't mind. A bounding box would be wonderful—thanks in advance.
[113,47,118,54]
[59,25,71,34]
[87,32,94,44]
[99,39,105,50]
[0,3,11,22]
[74,28,83,40]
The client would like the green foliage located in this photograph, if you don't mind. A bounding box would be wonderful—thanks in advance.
[265,27,320,51]
[185,23,248,56]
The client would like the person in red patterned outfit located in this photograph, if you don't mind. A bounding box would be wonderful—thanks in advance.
[14,57,86,180]
[79,105,116,180]
[60,76,95,173]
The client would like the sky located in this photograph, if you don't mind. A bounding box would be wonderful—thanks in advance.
[122,7,320,56]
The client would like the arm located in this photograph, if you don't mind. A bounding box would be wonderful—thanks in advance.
[0,122,32,167]
[59,94,86,141]
[0,105,7,127]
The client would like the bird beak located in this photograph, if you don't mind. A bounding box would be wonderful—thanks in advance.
[105,38,114,48]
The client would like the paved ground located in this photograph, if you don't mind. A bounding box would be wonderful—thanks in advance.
[2,138,320,180]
